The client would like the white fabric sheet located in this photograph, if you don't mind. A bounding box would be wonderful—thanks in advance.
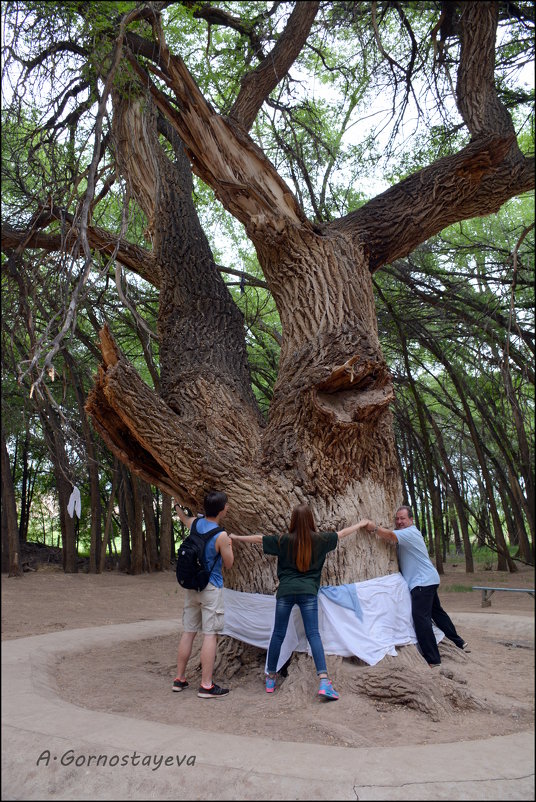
[222,572,444,669]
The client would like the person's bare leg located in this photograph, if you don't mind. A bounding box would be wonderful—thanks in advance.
[199,634,217,687]
[176,631,197,679]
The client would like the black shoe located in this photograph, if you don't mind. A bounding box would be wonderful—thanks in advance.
[197,683,229,698]
[172,678,189,692]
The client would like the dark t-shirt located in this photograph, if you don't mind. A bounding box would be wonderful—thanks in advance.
[262,531,338,597]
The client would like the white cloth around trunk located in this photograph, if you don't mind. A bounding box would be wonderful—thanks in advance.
[222,572,444,669]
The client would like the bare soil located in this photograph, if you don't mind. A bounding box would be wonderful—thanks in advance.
[2,560,534,749]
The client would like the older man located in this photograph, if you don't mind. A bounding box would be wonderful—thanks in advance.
[358,506,469,666]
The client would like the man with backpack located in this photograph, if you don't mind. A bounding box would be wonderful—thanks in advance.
[172,491,234,698]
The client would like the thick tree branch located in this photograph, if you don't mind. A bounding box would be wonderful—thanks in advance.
[1,223,159,288]
[331,4,534,272]
[123,33,309,236]
[456,2,515,139]
[218,264,268,290]
[111,93,161,226]
[228,1,320,131]
[85,325,268,522]
[331,135,534,271]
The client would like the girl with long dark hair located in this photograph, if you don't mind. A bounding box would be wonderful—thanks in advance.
[231,503,361,699]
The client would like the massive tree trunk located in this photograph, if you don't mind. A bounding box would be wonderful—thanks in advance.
[87,88,400,591]
[86,1,531,591]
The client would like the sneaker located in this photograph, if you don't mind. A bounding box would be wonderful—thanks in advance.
[461,641,471,653]
[265,675,276,693]
[197,683,230,698]
[318,678,339,701]
[172,678,189,692]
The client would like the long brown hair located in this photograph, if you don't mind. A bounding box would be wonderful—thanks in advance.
[288,504,316,572]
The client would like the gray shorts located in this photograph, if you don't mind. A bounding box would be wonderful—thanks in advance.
[182,584,224,634]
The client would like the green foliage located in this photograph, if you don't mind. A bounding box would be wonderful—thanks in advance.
[374,192,534,557]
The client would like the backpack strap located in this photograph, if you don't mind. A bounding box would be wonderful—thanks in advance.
[192,519,224,574]
[191,518,224,540]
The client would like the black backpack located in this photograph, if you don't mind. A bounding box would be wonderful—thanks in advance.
[176,518,224,591]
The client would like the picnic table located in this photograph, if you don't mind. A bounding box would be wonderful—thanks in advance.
[472,585,535,607]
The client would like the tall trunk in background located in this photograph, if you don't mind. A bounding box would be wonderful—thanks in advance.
[501,360,535,540]
[507,466,534,564]
[453,387,514,571]
[476,481,489,550]
[129,474,144,575]
[38,401,78,572]
[18,427,30,544]
[449,507,463,557]
[66,353,102,572]
[494,466,532,564]
[1,423,22,576]
[99,460,119,572]
[141,480,159,570]
[118,466,131,572]
[430,484,444,575]
[422,488,434,557]
[159,492,172,569]
[427,413,473,571]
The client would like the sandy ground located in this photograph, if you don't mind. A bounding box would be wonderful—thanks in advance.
[2,562,534,750]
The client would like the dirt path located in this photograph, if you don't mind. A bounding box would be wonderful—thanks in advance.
[2,562,534,749]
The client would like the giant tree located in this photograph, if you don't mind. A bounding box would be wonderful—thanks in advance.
[2,1,533,601]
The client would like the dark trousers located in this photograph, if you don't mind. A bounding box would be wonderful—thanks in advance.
[410,584,464,664]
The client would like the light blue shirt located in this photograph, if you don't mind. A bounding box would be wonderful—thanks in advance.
[394,525,440,591]
[196,517,223,588]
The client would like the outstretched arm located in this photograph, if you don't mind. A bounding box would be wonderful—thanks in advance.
[336,522,363,540]
[357,519,398,544]
[172,498,195,530]
[229,533,263,544]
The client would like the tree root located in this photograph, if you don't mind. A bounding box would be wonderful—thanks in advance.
[202,634,487,721]
[210,638,486,722]
[349,644,485,722]
[213,636,266,680]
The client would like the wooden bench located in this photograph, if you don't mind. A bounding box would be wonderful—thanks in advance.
[472,586,535,607]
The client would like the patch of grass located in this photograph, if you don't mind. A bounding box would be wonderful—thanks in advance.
[442,584,474,593]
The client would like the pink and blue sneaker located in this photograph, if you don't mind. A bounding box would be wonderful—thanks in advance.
[318,678,339,701]
[265,675,276,693]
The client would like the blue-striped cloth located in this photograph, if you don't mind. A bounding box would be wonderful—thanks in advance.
[319,584,363,621]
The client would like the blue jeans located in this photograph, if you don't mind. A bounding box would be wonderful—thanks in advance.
[267,594,327,675]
